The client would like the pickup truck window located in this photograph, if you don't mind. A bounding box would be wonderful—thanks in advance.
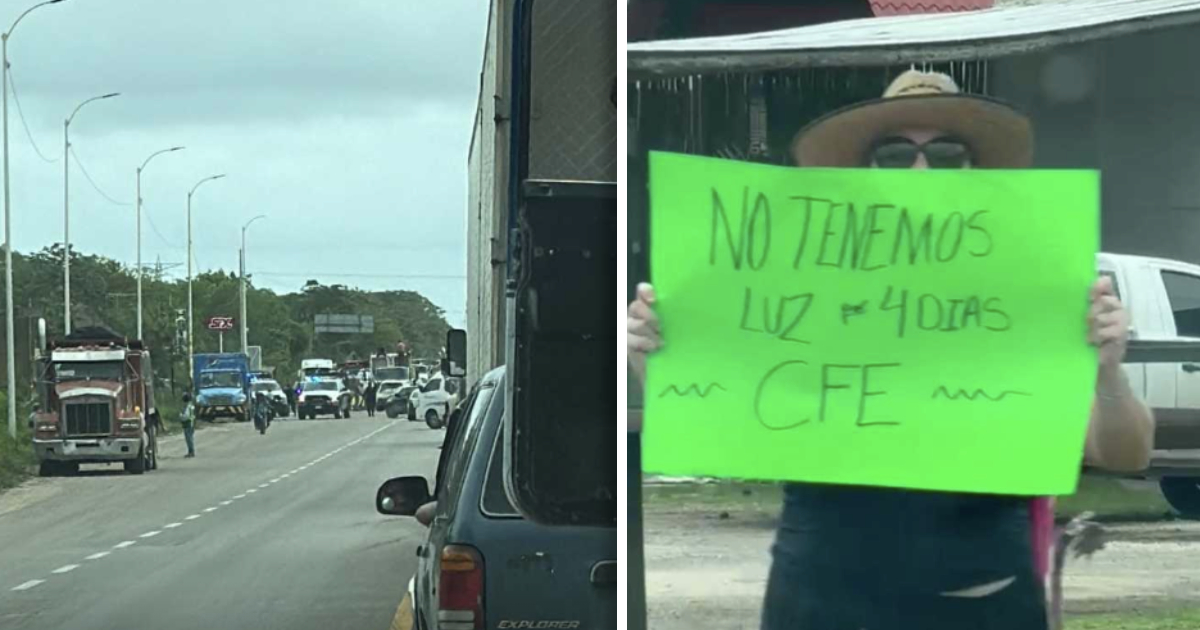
[422,378,443,394]
[1162,270,1200,337]
[1099,270,1122,300]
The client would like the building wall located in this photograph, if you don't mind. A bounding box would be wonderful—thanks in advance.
[991,26,1200,264]
[467,0,511,388]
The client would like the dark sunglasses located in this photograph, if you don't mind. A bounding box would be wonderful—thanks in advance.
[866,136,973,169]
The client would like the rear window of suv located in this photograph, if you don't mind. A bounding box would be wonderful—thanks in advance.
[481,430,521,518]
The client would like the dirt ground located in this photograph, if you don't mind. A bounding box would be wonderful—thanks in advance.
[644,506,1200,630]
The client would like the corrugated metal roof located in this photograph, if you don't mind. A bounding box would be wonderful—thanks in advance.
[629,0,1200,77]
[871,0,994,16]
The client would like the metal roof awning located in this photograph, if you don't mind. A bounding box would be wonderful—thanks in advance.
[628,0,1200,77]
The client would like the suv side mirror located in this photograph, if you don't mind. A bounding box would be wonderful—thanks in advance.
[376,476,432,516]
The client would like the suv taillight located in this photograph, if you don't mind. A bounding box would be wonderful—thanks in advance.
[438,544,483,630]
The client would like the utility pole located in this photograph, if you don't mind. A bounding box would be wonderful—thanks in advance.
[135,146,183,338]
[239,248,246,350]
[63,91,120,335]
[5,0,69,439]
[185,174,225,385]
[239,215,265,354]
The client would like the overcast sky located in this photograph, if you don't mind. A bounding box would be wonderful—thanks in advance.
[2,0,488,328]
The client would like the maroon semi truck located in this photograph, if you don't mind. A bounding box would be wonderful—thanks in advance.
[30,326,162,476]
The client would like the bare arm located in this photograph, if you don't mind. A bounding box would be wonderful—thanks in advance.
[1083,277,1155,472]
[1085,365,1154,471]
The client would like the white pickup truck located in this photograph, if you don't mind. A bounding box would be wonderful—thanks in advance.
[1098,253,1200,515]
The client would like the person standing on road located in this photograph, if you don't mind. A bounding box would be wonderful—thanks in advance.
[285,384,296,416]
[627,70,1155,630]
[180,393,196,458]
[362,379,376,417]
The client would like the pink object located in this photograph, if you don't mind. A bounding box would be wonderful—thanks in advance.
[870,0,994,17]
[1029,496,1055,580]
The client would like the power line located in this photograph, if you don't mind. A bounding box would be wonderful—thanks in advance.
[7,66,60,164]
[69,146,133,206]
[143,206,181,249]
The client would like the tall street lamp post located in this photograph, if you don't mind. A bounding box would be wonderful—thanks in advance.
[63,91,119,335]
[135,146,184,339]
[186,174,225,383]
[4,0,68,439]
[240,215,265,354]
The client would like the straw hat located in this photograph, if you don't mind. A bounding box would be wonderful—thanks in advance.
[791,70,1034,168]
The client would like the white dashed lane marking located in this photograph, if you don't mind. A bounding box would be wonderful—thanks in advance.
[220,500,232,506]
[140,531,161,539]
[11,580,44,592]
[186,514,201,520]
[85,552,110,561]
[113,541,136,550]
[165,523,183,529]
[51,565,79,574]
[203,507,218,513]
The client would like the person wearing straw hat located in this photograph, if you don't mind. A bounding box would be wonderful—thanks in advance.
[627,70,1154,629]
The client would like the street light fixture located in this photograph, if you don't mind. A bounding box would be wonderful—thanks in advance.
[240,215,266,354]
[63,91,119,335]
[135,146,184,339]
[186,174,225,381]
[4,0,69,439]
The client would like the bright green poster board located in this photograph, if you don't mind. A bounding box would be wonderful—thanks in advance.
[643,151,1100,496]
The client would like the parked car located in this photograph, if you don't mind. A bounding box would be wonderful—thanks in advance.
[251,378,290,419]
[386,384,418,419]
[376,367,616,630]
[415,374,458,429]
[375,379,407,411]
[407,387,420,421]
[1095,253,1200,516]
[297,378,352,419]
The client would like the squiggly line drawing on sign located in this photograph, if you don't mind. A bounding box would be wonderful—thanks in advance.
[659,383,727,399]
[932,386,1032,402]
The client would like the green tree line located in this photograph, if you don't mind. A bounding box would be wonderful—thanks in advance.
[1,245,452,396]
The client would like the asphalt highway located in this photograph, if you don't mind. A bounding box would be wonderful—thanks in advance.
[0,412,439,630]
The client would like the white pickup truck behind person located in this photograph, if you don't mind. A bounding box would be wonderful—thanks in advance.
[1098,252,1200,515]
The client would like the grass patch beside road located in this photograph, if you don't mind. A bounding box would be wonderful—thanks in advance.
[156,398,184,435]
[1058,475,1174,521]
[643,480,783,518]
[643,475,1176,521]
[1067,607,1200,629]
[0,424,34,494]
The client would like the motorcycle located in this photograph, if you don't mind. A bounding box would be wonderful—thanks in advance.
[253,396,271,435]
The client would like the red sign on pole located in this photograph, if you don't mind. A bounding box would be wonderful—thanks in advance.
[207,316,235,331]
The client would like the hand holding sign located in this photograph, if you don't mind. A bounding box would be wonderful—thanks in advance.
[627,283,662,383]
[642,152,1100,496]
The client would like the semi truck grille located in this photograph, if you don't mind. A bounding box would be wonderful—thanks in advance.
[209,395,235,405]
[65,403,113,437]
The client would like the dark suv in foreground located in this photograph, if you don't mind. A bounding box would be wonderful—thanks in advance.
[377,367,616,630]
